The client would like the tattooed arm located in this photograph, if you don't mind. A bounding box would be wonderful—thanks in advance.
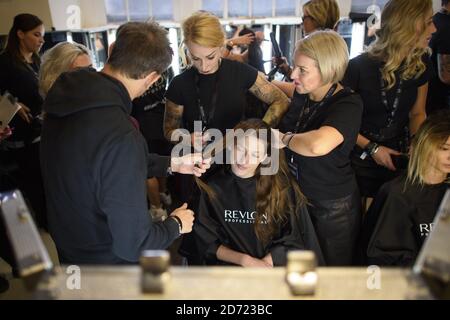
[164,99,185,143]
[248,72,290,127]
[437,54,450,85]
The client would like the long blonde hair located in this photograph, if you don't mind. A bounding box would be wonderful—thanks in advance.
[368,0,432,89]
[39,42,90,96]
[407,111,450,186]
[182,11,225,48]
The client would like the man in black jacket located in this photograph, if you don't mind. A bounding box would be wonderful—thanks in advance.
[40,21,209,264]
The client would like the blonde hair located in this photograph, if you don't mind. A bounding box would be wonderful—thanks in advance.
[39,42,91,96]
[294,30,349,84]
[407,111,450,186]
[182,11,225,48]
[303,0,340,30]
[368,0,432,90]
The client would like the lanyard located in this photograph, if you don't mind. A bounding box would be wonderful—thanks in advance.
[293,83,337,134]
[290,83,337,164]
[380,74,403,128]
[194,68,221,132]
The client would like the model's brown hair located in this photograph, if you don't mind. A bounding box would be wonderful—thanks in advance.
[197,119,306,245]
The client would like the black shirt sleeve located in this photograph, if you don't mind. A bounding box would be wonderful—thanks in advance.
[147,153,170,178]
[366,186,418,266]
[342,56,361,91]
[99,131,179,262]
[165,74,185,105]
[321,93,363,145]
[415,54,432,88]
[235,60,258,90]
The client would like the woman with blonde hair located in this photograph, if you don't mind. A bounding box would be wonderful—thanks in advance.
[363,111,450,266]
[343,0,437,207]
[164,11,289,141]
[275,30,363,265]
[164,11,289,202]
[302,0,340,35]
[39,41,92,97]
[275,0,341,81]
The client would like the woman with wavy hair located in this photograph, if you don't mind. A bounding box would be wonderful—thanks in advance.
[362,111,450,266]
[343,0,437,207]
[186,118,323,267]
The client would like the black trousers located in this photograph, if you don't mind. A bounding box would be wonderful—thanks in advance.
[307,190,362,266]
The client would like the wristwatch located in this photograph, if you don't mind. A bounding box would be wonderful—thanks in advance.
[365,142,380,156]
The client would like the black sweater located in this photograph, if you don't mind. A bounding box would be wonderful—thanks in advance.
[193,168,324,266]
[0,51,43,143]
[41,68,179,264]
[364,174,448,266]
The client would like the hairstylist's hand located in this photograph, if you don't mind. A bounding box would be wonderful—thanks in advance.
[170,203,194,234]
[272,56,291,77]
[191,131,211,149]
[171,153,211,177]
[17,103,32,124]
[371,145,402,171]
[231,33,255,46]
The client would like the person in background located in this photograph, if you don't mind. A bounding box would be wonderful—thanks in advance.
[274,0,341,85]
[0,13,47,230]
[363,111,450,266]
[343,0,436,210]
[190,119,323,267]
[39,41,92,97]
[426,0,450,115]
[275,30,363,266]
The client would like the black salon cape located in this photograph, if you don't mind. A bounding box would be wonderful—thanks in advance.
[192,168,324,266]
[362,174,448,266]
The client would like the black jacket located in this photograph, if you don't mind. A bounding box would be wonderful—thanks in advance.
[0,51,43,143]
[192,168,324,266]
[363,174,448,266]
[41,68,179,264]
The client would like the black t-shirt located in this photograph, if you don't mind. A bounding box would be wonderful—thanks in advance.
[165,59,258,133]
[193,168,323,266]
[0,51,43,142]
[279,89,363,200]
[343,53,431,148]
[428,11,450,112]
[364,174,448,266]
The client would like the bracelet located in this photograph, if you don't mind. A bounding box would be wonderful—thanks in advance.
[171,215,183,235]
[282,132,295,149]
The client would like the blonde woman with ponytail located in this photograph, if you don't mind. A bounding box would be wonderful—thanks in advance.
[343,0,437,205]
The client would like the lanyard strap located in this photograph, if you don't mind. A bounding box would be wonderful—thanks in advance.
[293,83,337,134]
[194,69,220,131]
[380,74,403,128]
